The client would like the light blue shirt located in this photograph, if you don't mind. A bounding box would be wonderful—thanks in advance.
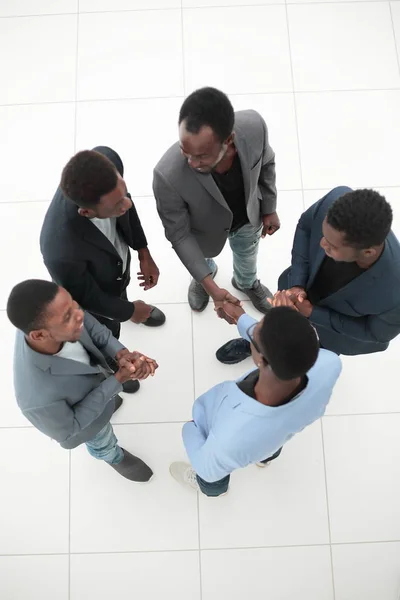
[183,313,342,482]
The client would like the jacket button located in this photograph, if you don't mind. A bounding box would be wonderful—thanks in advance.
[117,261,122,266]
[224,228,230,232]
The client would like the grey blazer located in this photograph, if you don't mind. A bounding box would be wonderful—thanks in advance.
[153,110,277,282]
[14,313,125,449]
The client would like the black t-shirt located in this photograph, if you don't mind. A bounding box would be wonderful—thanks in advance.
[307,256,366,305]
[237,370,308,405]
[212,153,248,232]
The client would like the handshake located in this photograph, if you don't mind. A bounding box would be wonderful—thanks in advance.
[114,349,159,384]
[213,286,313,323]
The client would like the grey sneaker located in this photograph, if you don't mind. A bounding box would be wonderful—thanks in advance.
[232,278,273,314]
[110,449,153,482]
[188,265,218,312]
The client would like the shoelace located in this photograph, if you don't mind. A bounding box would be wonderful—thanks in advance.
[185,468,199,487]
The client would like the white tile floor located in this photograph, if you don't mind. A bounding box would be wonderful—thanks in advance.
[0,0,400,598]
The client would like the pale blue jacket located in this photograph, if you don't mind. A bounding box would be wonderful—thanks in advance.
[183,314,342,482]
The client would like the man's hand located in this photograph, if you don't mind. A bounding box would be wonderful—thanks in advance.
[212,288,242,324]
[261,212,281,238]
[137,248,160,290]
[116,351,159,380]
[267,290,298,310]
[114,359,137,384]
[217,300,245,324]
[287,286,307,301]
[293,296,313,318]
[130,300,153,324]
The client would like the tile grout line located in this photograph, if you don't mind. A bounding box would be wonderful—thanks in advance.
[180,0,187,98]
[389,1,400,78]
[68,451,72,600]
[1,185,400,207]
[2,88,400,110]
[73,5,80,154]
[2,411,400,433]
[2,0,400,19]
[69,6,79,597]
[284,0,306,210]
[3,538,400,558]
[320,420,337,600]
[190,308,203,600]
[180,1,203,597]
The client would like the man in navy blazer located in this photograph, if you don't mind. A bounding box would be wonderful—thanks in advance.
[217,186,400,362]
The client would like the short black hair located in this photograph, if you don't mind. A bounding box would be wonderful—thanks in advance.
[327,189,392,248]
[60,150,118,208]
[7,279,59,334]
[258,307,319,380]
[179,87,234,142]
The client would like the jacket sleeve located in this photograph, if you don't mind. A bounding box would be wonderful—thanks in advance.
[182,422,233,482]
[44,258,134,322]
[83,312,125,357]
[126,195,147,251]
[22,375,123,449]
[258,116,277,216]
[153,170,212,282]
[288,203,316,288]
[311,303,400,348]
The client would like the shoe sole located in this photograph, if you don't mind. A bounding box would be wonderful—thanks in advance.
[215,355,250,365]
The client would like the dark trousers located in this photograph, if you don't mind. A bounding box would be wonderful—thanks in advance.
[196,447,283,497]
[91,288,130,340]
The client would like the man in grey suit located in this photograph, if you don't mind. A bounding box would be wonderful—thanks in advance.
[7,279,157,483]
[153,87,280,314]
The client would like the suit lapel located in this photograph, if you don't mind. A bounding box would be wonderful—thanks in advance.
[26,327,110,376]
[308,246,326,287]
[81,217,120,258]
[310,240,390,305]
[233,126,251,204]
[192,168,228,210]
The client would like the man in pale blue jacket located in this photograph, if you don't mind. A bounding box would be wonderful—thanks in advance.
[170,303,342,497]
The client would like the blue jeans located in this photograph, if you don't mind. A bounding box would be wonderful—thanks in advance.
[196,447,283,497]
[207,223,263,290]
[85,422,124,464]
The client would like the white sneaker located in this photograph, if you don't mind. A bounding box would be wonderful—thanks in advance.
[169,462,200,492]
[256,461,270,468]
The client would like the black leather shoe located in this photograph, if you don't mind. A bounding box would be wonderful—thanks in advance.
[143,306,166,327]
[216,338,252,365]
[122,380,140,394]
[113,395,124,413]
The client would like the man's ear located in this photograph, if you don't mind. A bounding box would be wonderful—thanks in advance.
[28,329,48,343]
[78,207,95,218]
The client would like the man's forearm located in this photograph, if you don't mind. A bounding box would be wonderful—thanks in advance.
[201,274,221,299]
[137,247,150,260]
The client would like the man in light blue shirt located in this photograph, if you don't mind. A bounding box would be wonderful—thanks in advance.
[170,303,342,497]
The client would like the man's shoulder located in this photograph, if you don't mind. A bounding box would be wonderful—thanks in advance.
[153,141,183,177]
[308,349,342,385]
[41,189,84,254]
[234,109,264,127]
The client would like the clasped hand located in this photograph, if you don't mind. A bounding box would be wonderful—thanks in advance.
[115,349,159,383]
[267,288,313,318]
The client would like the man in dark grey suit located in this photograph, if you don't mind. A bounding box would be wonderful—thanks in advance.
[7,279,157,483]
[217,187,400,363]
[153,87,280,315]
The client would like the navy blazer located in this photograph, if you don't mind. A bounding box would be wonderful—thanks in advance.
[280,186,400,355]
[40,147,147,323]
